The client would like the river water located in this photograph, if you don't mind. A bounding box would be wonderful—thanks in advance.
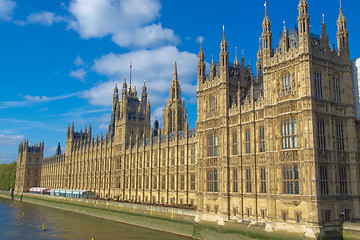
[0,197,190,240]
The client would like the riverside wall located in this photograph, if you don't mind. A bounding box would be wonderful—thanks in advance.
[1,191,359,240]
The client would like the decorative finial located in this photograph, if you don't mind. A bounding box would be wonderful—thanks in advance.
[264,1,267,12]
[322,13,325,23]
[242,49,244,57]
[235,47,237,56]
[200,37,203,45]
[222,25,225,35]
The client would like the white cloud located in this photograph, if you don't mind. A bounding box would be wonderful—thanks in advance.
[27,11,65,26]
[68,0,178,48]
[70,68,87,82]
[0,92,81,109]
[83,46,198,121]
[74,56,85,66]
[0,134,24,146]
[0,0,16,21]
[15,11,66,26]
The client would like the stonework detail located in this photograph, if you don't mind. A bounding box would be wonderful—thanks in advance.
[15,1,360,237]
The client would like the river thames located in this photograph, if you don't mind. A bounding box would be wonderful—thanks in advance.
[0,197,190,240]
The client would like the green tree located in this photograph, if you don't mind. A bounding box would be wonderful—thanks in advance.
[0,162,17,190]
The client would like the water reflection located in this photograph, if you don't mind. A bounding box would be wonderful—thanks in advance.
[0,197,190,240]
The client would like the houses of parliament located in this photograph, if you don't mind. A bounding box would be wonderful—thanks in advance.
[14,1,360,237]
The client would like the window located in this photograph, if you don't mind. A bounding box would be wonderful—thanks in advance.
[317,120,326,149]
[146,154,150,168]
[170,175,175,190]
[319,165,329,195]
[259,127,265,152]
[281,118,297,149]
[180,174,185,190]
[323,210,331,223]
[190,174,196,190]
[161,175,166,190]
[260,168,266,193]
[333,76,341,103]
[314,72,323,99]
[336,124,344,151]
[145,176,149,189]
[138,176,142,189]
[207,169,218,192]
[283,213,287,221]
[117,157,122,169]
[344,209,351,221]
[282,73,292,92]
[162,150,166,166]
[139,154,142,168]
[246,168,251,193]
[153,153,158,167]
[207,133,218,157]
[117,177,121,188]
[191,147,196,164]
[283,165,299,194]
[153,176,157,190]
[233,169,238,192]
[261,209,266,219]
[209,96,216,112]
[180,149,185,165]
[339,166,347,195]
[296,213,301,223]
[245,130,251,154]
[232,132,238,155]
[171,150,175,166]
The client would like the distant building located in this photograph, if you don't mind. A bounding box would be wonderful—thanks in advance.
[15,1,360,238]
[352,57,360,119]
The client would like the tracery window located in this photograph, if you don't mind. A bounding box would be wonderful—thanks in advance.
[282,72,292,92]
[233,169,238,192]
[259,127,265,152]
[281,118,297,149]
[317,120,326,149]
[333,76,341,103]
[209,96,216,112]
[246,168,251,193]
[319,165,329,195]
[283,165,299,194]
[336,123,344,151]
[245,130,251,154]
[260,168,266,193]
[232,132,238,155]
[207,169,218,192]
[207,133,218,157]
[314,72,323,99]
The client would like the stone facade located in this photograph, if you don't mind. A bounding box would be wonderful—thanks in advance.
[15,1,360,237]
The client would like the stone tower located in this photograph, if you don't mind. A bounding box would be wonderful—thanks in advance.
[113,77,151,148]
[14,140,44,192]
[162,59,187,136]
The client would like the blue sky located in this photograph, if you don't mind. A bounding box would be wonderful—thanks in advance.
[0,0,359,163]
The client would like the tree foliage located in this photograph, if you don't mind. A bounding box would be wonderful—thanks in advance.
[0,162,17,190]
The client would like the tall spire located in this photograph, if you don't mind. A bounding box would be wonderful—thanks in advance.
[220,25,229,79]
[197,41,206,83]
[262,1,272,54]
[337,0,349,57]
[321,13,330,50]
[170,59,181,100]
[233,47,239,68]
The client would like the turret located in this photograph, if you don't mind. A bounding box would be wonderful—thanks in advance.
[262,3,273,57]
[233,47,239,68]
[297,0,310,52]
[256,37,263,82]
[337,2,349,57]
[220,25,229,80]
[141,80,147,106]
[282,21,288,53]
[169,59,181,100]
[122,77,127,100]
[197,41,206,83]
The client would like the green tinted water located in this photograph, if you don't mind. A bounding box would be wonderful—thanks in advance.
[0,197,190,240]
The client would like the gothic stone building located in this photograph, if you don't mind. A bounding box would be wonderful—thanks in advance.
[15,1,360,237]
